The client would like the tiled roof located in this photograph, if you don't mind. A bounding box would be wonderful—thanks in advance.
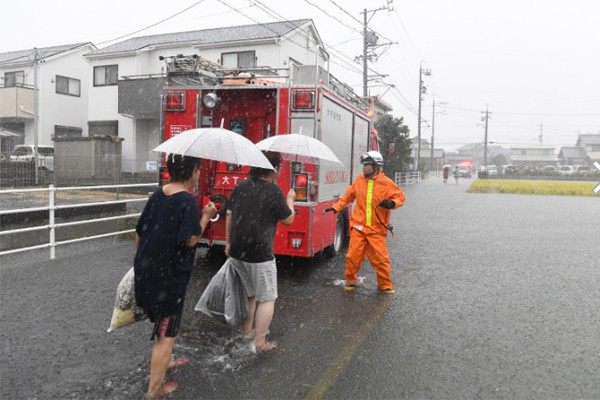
[576,134,600,145]
[0,43,92,65]
[88,19,311,56]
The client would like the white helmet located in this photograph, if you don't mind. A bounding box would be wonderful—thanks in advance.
[360,151,384,166]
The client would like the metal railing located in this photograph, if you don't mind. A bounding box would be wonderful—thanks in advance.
[394,171,422,186]
[0,183,157,259]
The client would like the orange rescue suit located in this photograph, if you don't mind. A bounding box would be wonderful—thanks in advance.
[331,172,405,290]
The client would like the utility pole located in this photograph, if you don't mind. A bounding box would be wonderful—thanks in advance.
[33,47,39,185]
[430,99,447,173]
[416,62,431,171]
[430,98,435,172]
[538,123,543,145]
[359,1,394,97]
[481,106,491,167]
[362,10,369,97]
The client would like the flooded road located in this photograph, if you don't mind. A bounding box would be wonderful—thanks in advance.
[1,178,599,399]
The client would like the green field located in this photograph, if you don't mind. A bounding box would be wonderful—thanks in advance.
[468,179,599,197]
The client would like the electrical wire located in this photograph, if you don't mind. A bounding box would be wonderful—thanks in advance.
[303,0,363,35]
[95,0,208,46]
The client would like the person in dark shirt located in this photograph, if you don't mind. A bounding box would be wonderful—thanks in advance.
[134,154,216,399]
[225,151,295,352]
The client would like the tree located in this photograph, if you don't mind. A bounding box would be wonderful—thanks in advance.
[374,114,411,179]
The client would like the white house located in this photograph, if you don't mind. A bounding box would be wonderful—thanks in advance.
[84,19,326,173]
[575,134,600,165]
[0,43,96,157]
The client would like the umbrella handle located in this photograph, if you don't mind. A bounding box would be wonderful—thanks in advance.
[210,214,220,223]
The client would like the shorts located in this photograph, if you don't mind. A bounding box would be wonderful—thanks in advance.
[149,311,182,341]
[230,257,278,302]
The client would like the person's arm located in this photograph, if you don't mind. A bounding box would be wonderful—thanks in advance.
[280,189,296,226]
[380,182,405,210]
[329,183,356,213]
[225,210,233,256]
[185,202,217,248]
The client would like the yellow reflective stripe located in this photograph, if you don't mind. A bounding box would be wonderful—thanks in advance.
[366,179,373,226]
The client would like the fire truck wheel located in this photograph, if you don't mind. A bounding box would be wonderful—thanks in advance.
[323,214,347,259]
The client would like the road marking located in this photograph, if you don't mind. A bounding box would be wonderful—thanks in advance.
[594,162,600,194]
[304,296,392,400]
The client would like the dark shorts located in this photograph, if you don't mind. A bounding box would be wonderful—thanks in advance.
[149,311,182,341]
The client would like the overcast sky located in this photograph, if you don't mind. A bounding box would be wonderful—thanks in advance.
[2,0,599,152]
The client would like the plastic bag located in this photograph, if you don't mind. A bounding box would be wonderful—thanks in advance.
[195,259,248,326]
[107,267,147,332]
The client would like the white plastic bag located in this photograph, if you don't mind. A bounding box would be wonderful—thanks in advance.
[195,259,248,326]
[107,267,147,332]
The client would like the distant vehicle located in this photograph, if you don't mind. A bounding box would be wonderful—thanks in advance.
[574,165,589,174]
[558,165,575,175]
[456,164,472,177]
[503,165,519,175]
[10,145,54,172]
[485,165,498,175]
[542,165,557,173]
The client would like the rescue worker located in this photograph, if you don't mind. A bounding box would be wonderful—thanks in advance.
[325,151,405,294]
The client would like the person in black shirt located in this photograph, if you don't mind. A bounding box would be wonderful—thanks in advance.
[225,151,295,352]
[135,154,216,399]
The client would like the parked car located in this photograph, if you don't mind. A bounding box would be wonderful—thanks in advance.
[503,165,519,175]
[574,165,589,174]
[485,165,498,175]
[542,165,557,173]
[457,164,472,178]
[10,145,54,172]
[558,165,575,175]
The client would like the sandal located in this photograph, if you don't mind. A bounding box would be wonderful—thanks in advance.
[168,357,190,370]
[256,341,277,352]
[144,381,177,399]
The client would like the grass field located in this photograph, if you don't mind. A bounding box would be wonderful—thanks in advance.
[468,179,599,197]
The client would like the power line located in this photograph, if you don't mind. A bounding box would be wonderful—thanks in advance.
[327,0,363,25]
[95,0,208,46]
[220,0,416,118]
[303,0,363,35]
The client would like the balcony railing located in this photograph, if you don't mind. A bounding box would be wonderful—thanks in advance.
[0,84,34,119]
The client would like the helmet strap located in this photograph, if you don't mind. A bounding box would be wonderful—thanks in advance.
[363,164,379,178]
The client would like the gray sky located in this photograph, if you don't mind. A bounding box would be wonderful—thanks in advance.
[2,0,599,151]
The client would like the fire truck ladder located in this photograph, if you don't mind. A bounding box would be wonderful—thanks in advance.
[160,54,223,86]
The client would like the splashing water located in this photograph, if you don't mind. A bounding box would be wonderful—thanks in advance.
[332,276,366,286]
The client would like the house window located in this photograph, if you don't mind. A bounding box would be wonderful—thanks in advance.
[56,75,81,97]
[94,65,118,86]
[221,51,256,68]
[54,125,82,138]
[4,71,25,87]
[88,120,118,136]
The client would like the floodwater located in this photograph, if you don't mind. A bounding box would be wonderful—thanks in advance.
[2,177,599,399]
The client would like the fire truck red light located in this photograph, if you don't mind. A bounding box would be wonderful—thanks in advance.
[295,175,308,186]
[293,92,314,109]
[165,93,185,111]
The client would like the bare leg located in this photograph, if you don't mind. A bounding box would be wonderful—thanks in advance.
[255,300,276,351]
[148,336,176,394]
[242,296,256,336]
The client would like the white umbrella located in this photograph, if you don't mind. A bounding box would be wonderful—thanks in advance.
[152,128,274,170]
[255,133,343,165]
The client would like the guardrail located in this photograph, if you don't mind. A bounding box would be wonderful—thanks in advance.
[395,171,422,186]
[0,183,157,259]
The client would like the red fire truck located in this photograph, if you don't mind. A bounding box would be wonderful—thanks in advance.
[160,54,379,258]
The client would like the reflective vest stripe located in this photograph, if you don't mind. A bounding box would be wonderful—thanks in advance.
[366,179,373,226]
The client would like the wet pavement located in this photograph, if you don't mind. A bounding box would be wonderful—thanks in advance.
[1,177,599,399]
